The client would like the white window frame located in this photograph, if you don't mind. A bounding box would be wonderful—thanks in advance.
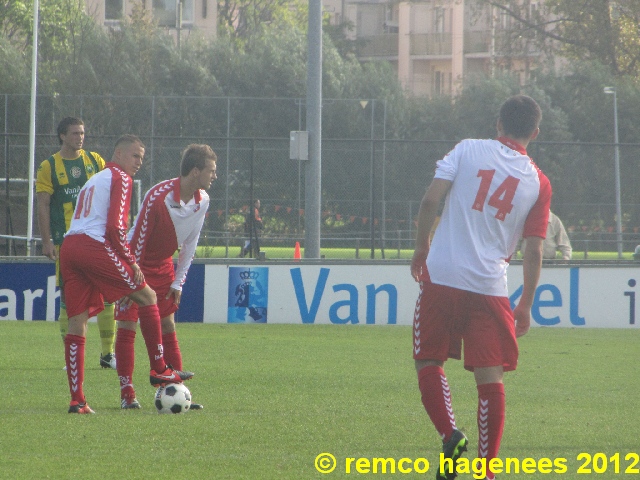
[152,0,195,27]
[105,0,124,21]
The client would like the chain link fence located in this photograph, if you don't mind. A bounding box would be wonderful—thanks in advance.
[2,94,640,257]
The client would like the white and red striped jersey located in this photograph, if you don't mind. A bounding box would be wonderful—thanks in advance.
[66,162,136,265]
[128,178,209,291]
[427,137,552,297]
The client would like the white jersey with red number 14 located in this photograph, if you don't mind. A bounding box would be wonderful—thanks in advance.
[427,138,552,297]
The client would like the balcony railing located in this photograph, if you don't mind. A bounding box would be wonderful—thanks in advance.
[410,33,452,56]
[357,30,541,58]
[464,30,491,54]
[464,29,542,56]
[358,34,399,57]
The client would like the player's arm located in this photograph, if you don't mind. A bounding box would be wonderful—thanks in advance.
[36,162,56,260]
[105,175,137,266]
[93,152,106,171]
[173,214,205,291]
[128,189,155,265]
[170,198,209,305]
[131,262,145,286]
[166,288,182,307]
[169,221,205,308]
[37,192,56,260]
[514,235,543,337]
[515,170,552,335]
[411,178,451,282]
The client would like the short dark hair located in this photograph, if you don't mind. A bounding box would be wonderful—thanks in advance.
[114,134,145,150]
[57,117,84,145]
[180,144,217,176]
[499,95,542,139]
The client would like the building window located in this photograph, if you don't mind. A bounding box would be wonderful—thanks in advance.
[434,71,442,95]
[529,2,539,40]
[434,7,445,34]
[153,0,194,26]
[105,0,123,20]
[499,10,511,30]
[383,4,398,33]
[182,0,194,23]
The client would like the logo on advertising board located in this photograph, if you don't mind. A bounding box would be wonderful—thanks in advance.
[227,267,268,323]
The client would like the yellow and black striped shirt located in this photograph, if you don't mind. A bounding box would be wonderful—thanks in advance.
[35,150,106,244]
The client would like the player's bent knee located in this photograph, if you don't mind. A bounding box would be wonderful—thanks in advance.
[474,365,504,385]
[68,311,90,336]
[161,315,176,334]
[130,286,157,307]
[117,320,137,331]
[415,359,444,372]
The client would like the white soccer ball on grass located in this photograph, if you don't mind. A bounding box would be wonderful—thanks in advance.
[155,383,192,414]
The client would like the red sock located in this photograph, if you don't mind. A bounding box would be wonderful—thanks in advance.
[138,304,166,372]
[65,334,86,404]
[162,332,183,371]
[115,328,136,398]
[477,382,506,464]
[418,365,456,441]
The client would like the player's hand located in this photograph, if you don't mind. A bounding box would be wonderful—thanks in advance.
[513,303,531,338]
[132,263,145,285]
[410,249,428,282]
[42,242,56,261]
[166,288,181,307]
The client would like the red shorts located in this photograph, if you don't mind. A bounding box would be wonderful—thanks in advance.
[115,260,177,322]
[60,234,146,318]
[413,269,518,372]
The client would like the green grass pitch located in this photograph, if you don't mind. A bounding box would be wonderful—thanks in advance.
[1,321,639,479]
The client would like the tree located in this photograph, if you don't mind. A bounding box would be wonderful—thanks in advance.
[0,0,32,51]
[0,38,29,93]
[477,0,640,77]
[0,0,101,94]
[217,0,307,45]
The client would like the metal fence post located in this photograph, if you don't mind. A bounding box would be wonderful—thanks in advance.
[150,96,156,185]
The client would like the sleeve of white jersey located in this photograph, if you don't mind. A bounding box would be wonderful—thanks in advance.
[171,196,208,291]
[433,141,464,181]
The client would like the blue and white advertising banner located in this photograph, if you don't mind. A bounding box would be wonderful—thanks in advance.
[203,264,639,328]
[2,260,639,328]
[0,262,57,321]
[227,266,268,323]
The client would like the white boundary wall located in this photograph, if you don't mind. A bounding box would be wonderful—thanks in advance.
[2,260,639,327]
[204,264,640,328]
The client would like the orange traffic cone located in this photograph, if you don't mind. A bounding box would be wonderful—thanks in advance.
[294,241,301,261]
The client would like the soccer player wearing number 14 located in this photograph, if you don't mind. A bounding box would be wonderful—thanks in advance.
[410,95,551,480]
[59,135,193,414]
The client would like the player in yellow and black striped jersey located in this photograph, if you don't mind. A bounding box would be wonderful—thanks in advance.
[36,117,117,370]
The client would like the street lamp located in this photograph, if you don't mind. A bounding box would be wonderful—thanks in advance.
[604,86,623,259]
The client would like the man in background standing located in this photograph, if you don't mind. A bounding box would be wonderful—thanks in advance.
[521,210,572,260]
[36,117,117,370]
[241,199,263,258]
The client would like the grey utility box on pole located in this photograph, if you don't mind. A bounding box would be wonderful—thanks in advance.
[289,131,309,160]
